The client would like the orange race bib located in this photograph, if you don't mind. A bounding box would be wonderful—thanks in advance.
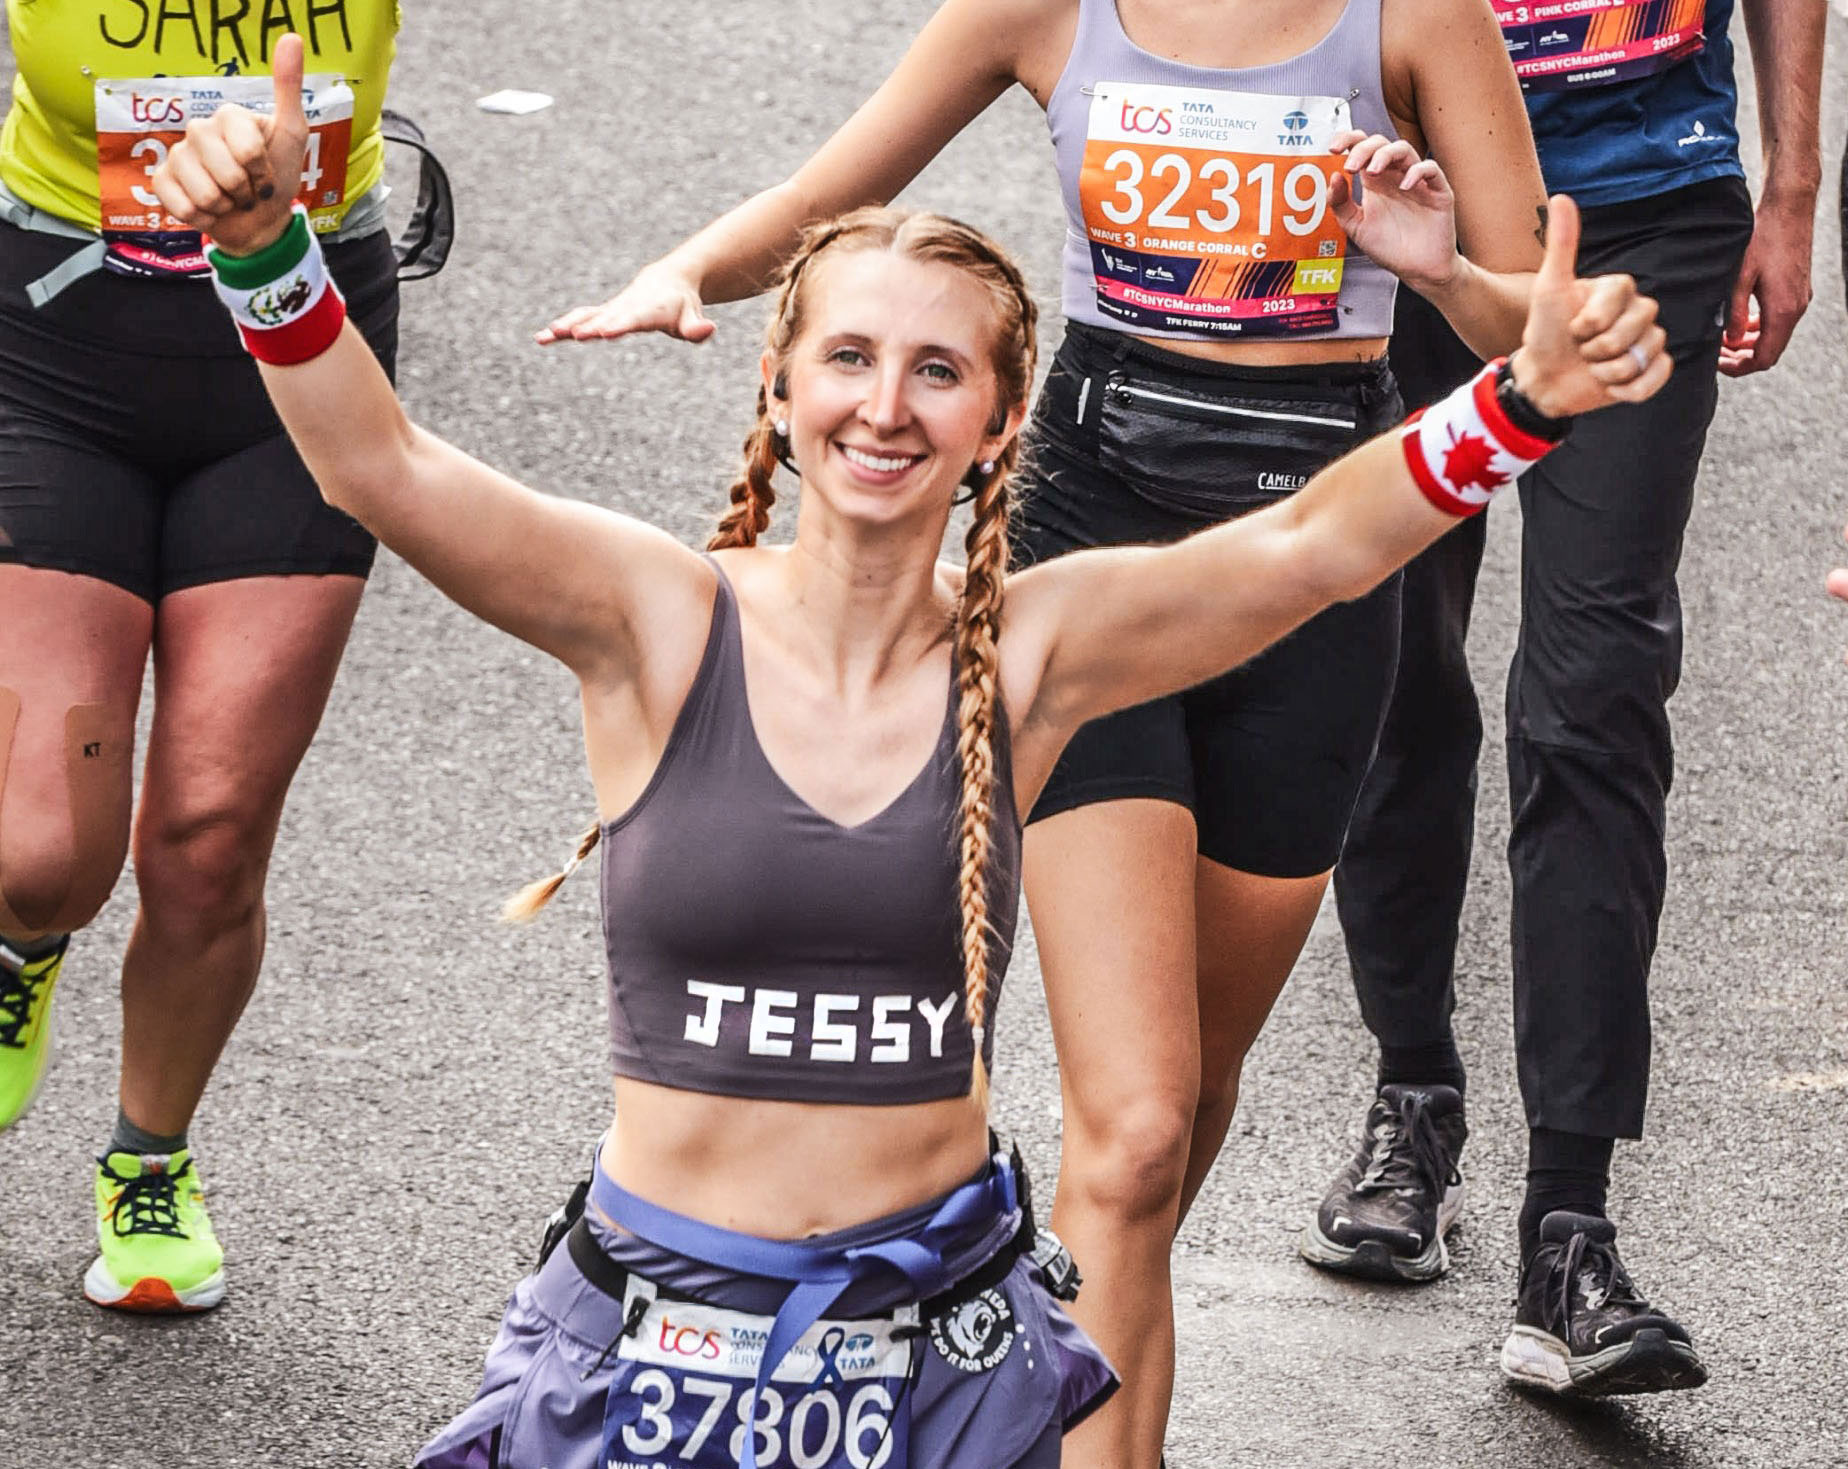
[1079,84,1352,338]
[95,74,355,279]
[1492,0,1704,92]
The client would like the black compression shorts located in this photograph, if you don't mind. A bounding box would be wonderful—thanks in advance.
[1011,323,1404,879]
[0,219,398,603]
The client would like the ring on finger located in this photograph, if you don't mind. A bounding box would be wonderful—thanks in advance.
[1627,343,1651,376]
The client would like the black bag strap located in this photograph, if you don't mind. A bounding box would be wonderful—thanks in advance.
[379,107,455,282]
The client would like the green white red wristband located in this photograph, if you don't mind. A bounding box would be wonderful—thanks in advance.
[1400,358,1558,517]
[207,205,347,366]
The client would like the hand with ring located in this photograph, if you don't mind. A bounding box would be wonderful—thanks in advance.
[1505,195,1671,420]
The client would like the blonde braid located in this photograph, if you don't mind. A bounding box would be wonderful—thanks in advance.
[502,820,603,923]
[710,385,780,550]
[953,450,1016,1110]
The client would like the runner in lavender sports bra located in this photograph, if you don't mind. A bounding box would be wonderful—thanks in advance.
[540,0,1554,1461]
[155,47,1668,1467]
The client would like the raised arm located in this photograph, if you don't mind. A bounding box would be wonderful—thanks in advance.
[1008,195,1662,746]
[535,0,1064,345]
[1346,0,1547,359]
[150,37,709,688]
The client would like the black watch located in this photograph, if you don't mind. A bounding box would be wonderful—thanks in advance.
[1494,358,1572,443]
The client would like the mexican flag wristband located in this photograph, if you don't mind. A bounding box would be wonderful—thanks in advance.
[1400,358,1559,518]
[208,206,347,366]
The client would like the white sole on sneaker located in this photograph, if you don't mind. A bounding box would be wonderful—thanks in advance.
[1298,1180,1464,1283]
[83,1256,226,1313]
[1500,1323,1708,1398]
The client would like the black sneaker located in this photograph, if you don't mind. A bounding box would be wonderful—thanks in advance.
[1299,1083,1466,1282]
[1500,1211,1707,1397]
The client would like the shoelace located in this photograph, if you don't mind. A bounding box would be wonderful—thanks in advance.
[101,1157,194,1239]
[1548,1229,1649,1329]
[0,959,48,1048]
[1357,1091,1461,1200]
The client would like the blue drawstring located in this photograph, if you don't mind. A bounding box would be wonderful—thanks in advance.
[591,1159,1018,1469]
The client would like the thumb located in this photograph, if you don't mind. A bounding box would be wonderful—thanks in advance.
[1328,170,1360,234]
[271,33,307,136]
[1723,263,1757,342]
[1535,193,1580,291]
[678,298,716,342]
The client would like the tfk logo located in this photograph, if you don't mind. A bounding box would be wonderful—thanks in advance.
[657,1317,723,1360]
[130,94,186,125]
[1276,110,1315,146]
[1120,101,1173,134]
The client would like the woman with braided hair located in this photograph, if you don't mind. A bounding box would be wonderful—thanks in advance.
[153,44,1667,1468]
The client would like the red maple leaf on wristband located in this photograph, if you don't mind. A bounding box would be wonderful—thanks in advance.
[1441,428,1507,497]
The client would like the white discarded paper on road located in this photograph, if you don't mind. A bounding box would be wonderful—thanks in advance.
[476,90,554,115]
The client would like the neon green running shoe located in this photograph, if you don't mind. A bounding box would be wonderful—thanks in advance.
[0,936,69,1129]
[86,1149,226,1312]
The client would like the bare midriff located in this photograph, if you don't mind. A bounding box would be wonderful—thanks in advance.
[599,1077,990,1240]
[1136,332,1390,367]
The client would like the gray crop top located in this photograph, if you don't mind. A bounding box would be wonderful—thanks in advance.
[1047,0,1399,343]
[599,562,1020,1105]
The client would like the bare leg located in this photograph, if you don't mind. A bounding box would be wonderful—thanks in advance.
[1178,863,1330,1221]
[118,575,362,1135]
[1029,799,1199,1469]
[0,565,149,941]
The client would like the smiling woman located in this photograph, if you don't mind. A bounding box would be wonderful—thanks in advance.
[148,35,1668,1469]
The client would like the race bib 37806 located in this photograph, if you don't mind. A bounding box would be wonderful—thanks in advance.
[602,1287,916,1469]
[1078,83,1352,339]
[95,73,354,278]
[1493,0,1705,92]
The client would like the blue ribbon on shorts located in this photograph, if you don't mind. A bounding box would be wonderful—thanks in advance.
[590,1156,1019,1469]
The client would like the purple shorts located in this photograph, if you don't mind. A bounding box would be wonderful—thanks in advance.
[415,1200,1115,1469]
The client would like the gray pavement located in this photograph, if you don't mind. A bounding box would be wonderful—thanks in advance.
[4,6,1848,1466]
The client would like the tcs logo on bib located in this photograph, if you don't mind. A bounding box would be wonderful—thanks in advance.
[657,1316,724,1361]
[128,94,186,125]
[1119,101,1174,135]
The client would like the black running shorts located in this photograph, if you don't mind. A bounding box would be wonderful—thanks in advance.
[1011,322,1404,879]
[0,218,399,603]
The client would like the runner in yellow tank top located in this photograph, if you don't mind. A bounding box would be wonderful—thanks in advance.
[2,0,396,234]
[0,0,406,1318]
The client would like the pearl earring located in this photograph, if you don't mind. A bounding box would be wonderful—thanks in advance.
[774,419,790,437]
[979,459,996,475]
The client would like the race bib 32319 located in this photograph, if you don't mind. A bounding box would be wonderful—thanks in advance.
[1077,83,1352,339]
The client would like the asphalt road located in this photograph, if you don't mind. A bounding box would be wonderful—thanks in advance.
[4,6,1848,1467]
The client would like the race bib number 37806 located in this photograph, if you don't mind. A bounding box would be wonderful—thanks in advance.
[95,74,354,277]
[602,1290,915,1469]
[1078,84,1352,339]
[1492,0,1705,92]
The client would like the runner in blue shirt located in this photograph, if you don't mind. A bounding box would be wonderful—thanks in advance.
[1308,0,1824,1400]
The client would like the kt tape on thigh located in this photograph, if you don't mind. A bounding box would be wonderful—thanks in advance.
[0,687,25,934]
[0,694,132,936]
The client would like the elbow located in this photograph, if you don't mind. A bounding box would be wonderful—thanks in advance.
[1311,558,1383,612]
[313,417,420,522]
[1290,525,1386,612]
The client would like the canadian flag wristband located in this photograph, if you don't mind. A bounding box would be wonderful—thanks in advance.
[1400,358,1560,518]
[207,206,347,366]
